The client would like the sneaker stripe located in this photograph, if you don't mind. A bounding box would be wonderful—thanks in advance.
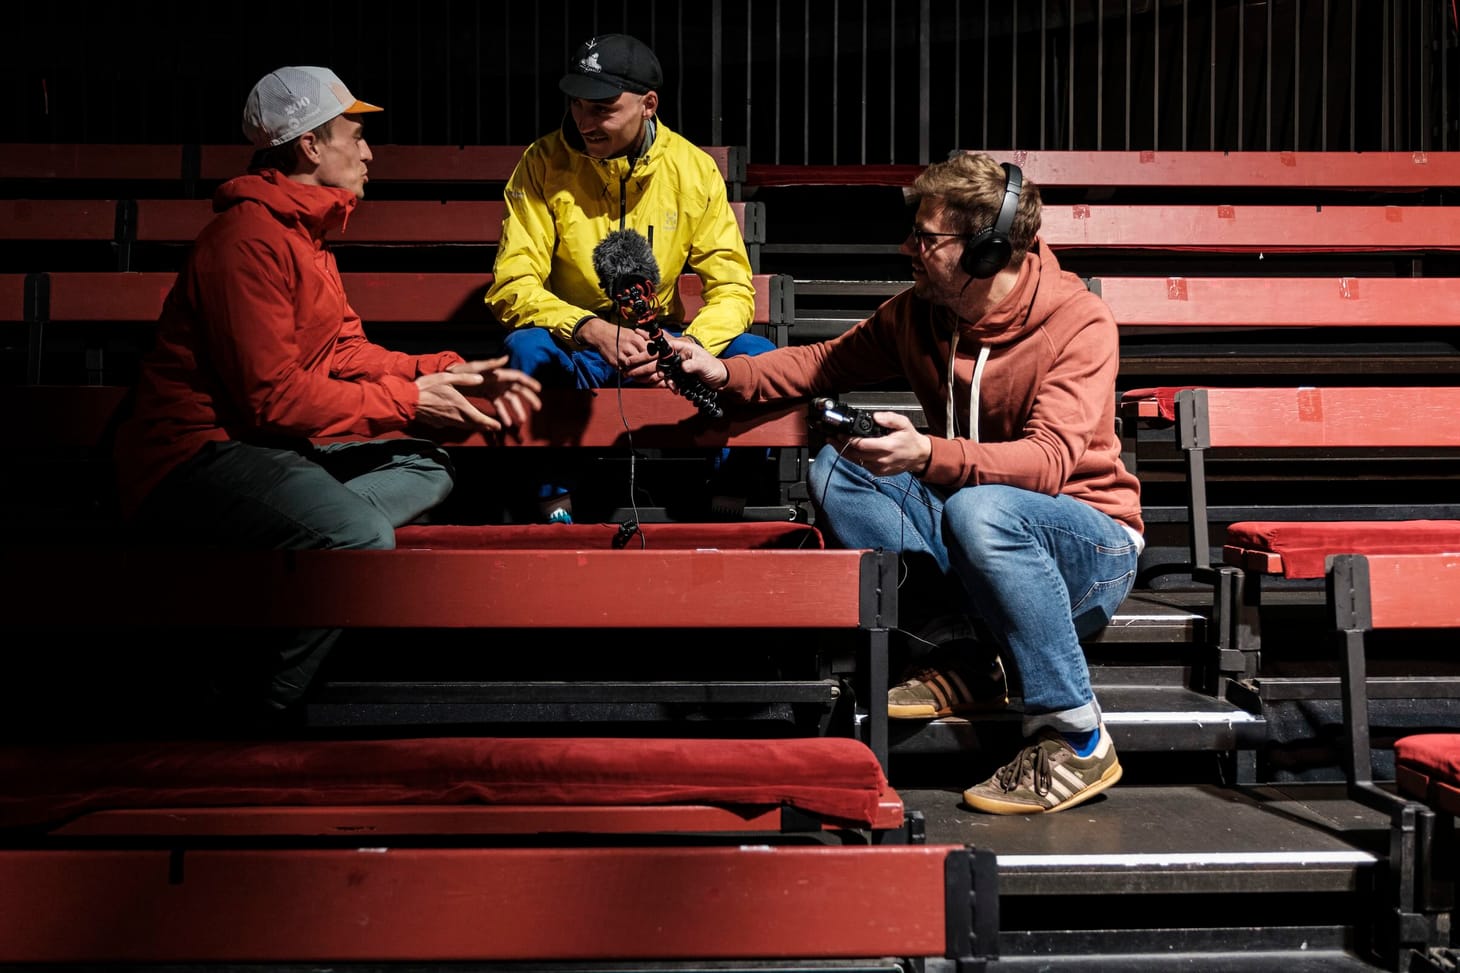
[926,676,954,712]
[1048,773,1081,803]
[929,671,973,712]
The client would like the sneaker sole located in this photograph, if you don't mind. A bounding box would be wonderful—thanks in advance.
[887,693,1011,720]
[962,761,1123,815]
[888,701,955,719]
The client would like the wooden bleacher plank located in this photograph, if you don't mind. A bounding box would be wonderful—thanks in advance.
[988,150,1460,190]
[1040,204,1460,252]
[0,144,183,182]
[1197,386,1460,449]
[0,274,27,322]
[34,269,778,323]
[0,200,117,241]
[5,384,808,452]
[345,199,503,242]
[22,267,790,383]
[44,271,174,321]
[129,198,756,247]
[1345,552,1460,631]
[1100,276,1460,329]
[0,843,976,964]
[341,272,493,322]
[128,197,212,242]
[199,143,743,186]
[743,150,1460,190]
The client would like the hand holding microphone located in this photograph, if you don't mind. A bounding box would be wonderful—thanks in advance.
[592,228,723,418]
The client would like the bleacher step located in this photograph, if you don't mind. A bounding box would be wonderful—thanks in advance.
[910,780,1384,889]
[879,685,1264,755]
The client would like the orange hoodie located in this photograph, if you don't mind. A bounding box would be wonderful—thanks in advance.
[720,239,1143,534]
[113,170,464,518]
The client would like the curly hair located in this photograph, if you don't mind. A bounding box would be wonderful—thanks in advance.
[909,152,1042,267]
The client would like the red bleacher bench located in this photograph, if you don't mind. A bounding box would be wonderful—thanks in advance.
[0,733,1000,967]
[1330,552,1460,967]
[3,386,901,768]
[744,150,1460,191]
[0,142,747,197]
[1120,385,1460,691]
[10,268,795,384]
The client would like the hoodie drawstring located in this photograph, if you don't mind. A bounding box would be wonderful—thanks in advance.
[946,331,991,444]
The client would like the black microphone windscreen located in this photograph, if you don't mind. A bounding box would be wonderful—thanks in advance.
[592,228,661,296]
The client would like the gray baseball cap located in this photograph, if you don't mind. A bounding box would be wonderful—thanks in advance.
[242,66,383,148]
[559,34,662,100]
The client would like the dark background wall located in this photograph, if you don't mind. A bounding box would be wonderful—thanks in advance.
[5,1,1458,159]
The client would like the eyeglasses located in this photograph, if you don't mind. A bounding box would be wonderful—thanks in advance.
[908,226,970,252]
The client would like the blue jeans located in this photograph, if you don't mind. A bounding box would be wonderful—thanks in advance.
[503,325,777,511]
[503,325,775,389]
[129,437,457,710]
[808,444,1140,737]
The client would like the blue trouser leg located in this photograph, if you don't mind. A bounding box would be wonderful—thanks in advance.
[808,444,1140,736]
[503,324,779,518]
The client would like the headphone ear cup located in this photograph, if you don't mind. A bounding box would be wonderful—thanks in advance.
[959,162,1020,279]
[960,229,1010,279]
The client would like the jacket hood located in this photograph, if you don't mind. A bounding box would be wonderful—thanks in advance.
[212,169,359,238]
[946,238,1074,348]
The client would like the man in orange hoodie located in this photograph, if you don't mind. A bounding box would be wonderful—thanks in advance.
[113,66,542,722]
[671,153,1144,814]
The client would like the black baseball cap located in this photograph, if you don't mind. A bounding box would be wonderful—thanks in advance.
[559,34,663,100]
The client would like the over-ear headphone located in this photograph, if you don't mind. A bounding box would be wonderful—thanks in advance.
[960,162,1023,279]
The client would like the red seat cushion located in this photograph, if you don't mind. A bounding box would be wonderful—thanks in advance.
[0,736,889,830]
[1224,520,1460,578]
[1395,733,1460,816]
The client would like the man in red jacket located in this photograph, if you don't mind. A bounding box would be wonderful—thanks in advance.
[113,66,542,723]
[671,153,1144,814]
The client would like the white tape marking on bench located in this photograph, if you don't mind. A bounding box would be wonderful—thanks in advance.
[998,850,1376,867]
[1103,711,1264,724]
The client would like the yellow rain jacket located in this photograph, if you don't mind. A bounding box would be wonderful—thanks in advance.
[486,118,754,356]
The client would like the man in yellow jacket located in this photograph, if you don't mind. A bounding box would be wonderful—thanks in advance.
[486,33,774,523]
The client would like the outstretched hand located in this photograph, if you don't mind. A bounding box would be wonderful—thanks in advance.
[450,357,543,426]
[414,357,543,433]
[662,339,730,394]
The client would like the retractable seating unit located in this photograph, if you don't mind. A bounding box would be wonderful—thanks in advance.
[0,734,1000,970]
[1111,387,1460,784]
[2,380,904,766]
[1328,552,1460,969]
